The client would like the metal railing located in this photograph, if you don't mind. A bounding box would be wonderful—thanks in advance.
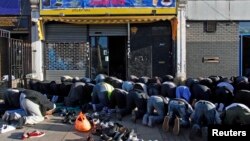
[0,28,32,88]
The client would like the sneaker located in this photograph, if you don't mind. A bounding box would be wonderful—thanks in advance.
[131,110,136,123]
[201,127,208,141]
[27,130,45,138]
[173,117,180,135]
[162,116,170,132]
[0,124,16,133]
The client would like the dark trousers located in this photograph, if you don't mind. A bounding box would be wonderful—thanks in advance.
[109,89,127,109]
[120,90,148,119]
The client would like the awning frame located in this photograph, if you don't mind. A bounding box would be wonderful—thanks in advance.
[37,15,177,40]
[40,15,176,24]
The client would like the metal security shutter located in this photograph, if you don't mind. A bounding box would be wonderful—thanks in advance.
[45,23,87,42]
[89,24,127,36]
[44,23,88,81]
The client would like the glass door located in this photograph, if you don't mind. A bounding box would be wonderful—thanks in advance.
[90,36,109,78]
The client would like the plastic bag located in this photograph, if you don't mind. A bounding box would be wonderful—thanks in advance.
[74,112,91,132]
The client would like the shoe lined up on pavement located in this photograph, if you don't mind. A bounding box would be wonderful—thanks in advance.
[85,110,144,141]
[22,130,45,140]
[0,124,16,134]
[61,110,76,124]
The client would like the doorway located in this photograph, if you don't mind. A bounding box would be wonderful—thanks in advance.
[109,36,127,80]
[90,36,127,80]
[241,35,250,76]
[129,21,173,78]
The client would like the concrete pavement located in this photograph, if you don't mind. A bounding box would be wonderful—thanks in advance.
[0,112,193,141]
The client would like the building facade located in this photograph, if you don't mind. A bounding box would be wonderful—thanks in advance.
[31,0,179,81]
[186,0,250,78]
[30,0,250,81]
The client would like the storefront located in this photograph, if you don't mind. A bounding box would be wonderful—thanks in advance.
[39,0,177,80]
[0,0,32,81]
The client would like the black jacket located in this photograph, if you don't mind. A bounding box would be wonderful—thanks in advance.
[22,89,54,116]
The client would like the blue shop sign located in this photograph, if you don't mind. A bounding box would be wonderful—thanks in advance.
[0,0,20,15]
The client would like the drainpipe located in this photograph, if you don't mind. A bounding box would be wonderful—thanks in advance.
[176,0,187,82]
[127,22,130,80]
[29,0,43,81]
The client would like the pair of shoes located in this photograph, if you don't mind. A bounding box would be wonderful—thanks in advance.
[0,124,16,133]
[173,117,180,135]
[62,111,76,124]
[162,116,170,132]
[16,117,25,129]
[131,110,137,123]
[22,130,45,140]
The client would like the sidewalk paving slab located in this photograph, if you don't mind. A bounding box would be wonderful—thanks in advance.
[0,113,195,141]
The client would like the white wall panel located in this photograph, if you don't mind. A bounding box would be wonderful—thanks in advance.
[187,0,250,20]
